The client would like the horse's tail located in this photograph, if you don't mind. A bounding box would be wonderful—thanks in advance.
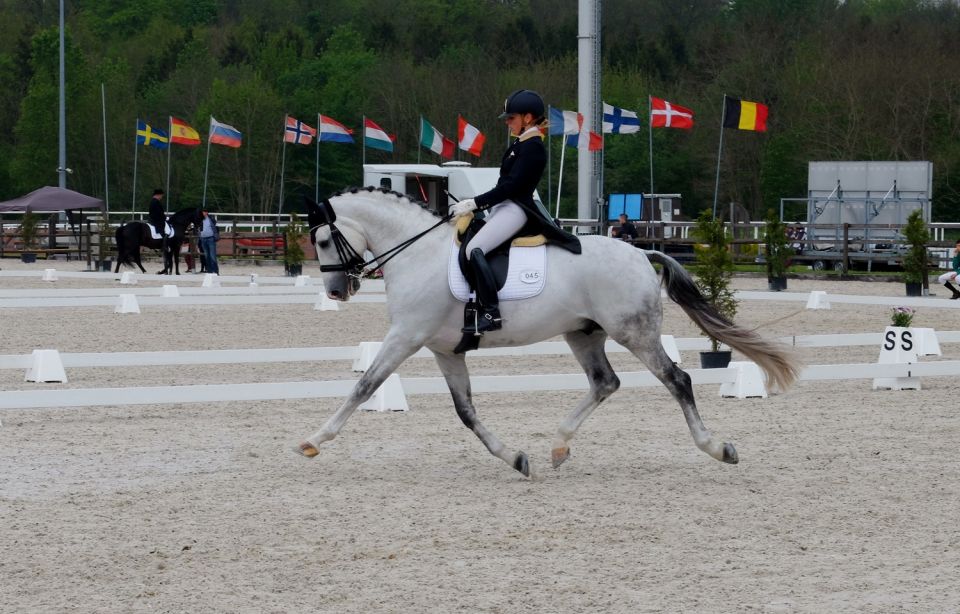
[646,250,801,392]
[115,224,132,266]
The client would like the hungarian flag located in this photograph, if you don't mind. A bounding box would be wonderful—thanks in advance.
[650,97,694,130]
[565,130,603,151]
[284,116,316,145]
[419,117,454,159]
[209,116,242,148]
[169,117,201,146]
[364,118,394,152]
[722,96,768,132]
[457,115,485,156]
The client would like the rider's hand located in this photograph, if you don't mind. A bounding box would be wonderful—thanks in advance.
[451,199,477,218]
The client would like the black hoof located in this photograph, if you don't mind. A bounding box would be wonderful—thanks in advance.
[722,442,739,464]
[513,452,530,477]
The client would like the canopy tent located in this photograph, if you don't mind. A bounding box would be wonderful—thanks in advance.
[0,186,104,213]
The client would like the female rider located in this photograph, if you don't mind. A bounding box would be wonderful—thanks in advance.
[452,89,581,336]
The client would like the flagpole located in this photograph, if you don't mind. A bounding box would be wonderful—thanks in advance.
[100,83,109,216]
[547,106,552,209]
[712,95,728,217]
[555,138,567,219]
[201,116,213,210]
[648,95,654,195]
[131,118,139,215]
[278,115,288,219]
[361,115,366,168]
[165,116,172,204]
[417,115,422,164]
[315,113,321,203]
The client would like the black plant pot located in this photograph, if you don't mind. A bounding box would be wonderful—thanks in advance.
[98,259,112,271]
[286,263,303,277]
[20,252,37,263]
[905,282,922,297]
[700,350,732,369]
[768,276,788,291]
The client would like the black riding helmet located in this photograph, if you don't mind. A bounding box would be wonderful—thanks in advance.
[498,89,545,120]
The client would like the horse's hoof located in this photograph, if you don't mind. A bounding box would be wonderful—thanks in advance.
[513,452,530,477]
[722,442,739,464]
[296,442,319,458]
[551,446,570,468]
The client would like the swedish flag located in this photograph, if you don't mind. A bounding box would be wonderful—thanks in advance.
[136,120,170,149]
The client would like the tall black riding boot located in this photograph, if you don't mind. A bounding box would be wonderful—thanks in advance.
[462,248,502,336]
[944,281,960,299]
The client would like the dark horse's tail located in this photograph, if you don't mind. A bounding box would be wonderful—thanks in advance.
[115,223,133,267]
[646,250,801,392]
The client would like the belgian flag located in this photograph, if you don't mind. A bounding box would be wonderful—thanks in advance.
[723,96,768,132]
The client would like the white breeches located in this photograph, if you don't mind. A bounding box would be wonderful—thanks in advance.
[465,200,527,258]
[938,271,958,283]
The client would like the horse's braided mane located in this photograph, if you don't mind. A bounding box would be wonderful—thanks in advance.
[332,186,442,219]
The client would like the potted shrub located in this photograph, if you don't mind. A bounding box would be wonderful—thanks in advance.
[900,209,929,297]
[284,212,305,276]
[692,209,738,367]
[19,211,40,263]
[763,210,794,291]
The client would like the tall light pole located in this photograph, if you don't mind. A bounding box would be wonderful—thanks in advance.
[57,0,67,188]
[577,0,601,223]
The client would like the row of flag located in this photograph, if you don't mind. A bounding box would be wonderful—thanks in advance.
[135,94,768,158]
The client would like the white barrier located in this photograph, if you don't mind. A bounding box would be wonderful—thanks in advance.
[42,268,58,282]
[114,294,140,314]
[3,360,959,410]
[162,284,180,298]
[805,290,830,310]
[119,271,137,285]
[25,350,67,383]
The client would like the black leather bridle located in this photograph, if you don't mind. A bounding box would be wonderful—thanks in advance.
[309,198,454,280]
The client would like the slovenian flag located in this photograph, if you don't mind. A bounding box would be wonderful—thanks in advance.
[565,130,603,151]
[136,120,169,149]
[548,107,583,136]
[209,116,242,148]
[169,117,201,146]
[363,118,394,152]
[419,117,454,159]
[457,115,485,157]
[318,115,354,143]
[284,116,316,145]
[602,102,642,134]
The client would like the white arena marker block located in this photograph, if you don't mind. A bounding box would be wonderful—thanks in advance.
[202,273,220,288]
[25,349,68,383]
[660,334,681,364]
[911,327,941,357]
[805,290,830,310]
[162,284,180,298]
[719,361,767,399]
[115,293,141,314]
[358,374,409,412]
[352,341,382,372]
[294,274,311,287]
[314,293,340,311]
[873,326,921,391]
[119,271,137,285]
[249,273,259,288]
[42,268,58,282]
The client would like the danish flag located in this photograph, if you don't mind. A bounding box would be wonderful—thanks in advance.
[650,97,694,130]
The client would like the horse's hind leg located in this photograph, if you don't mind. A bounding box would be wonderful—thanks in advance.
[551,329,621,468]
[433,351,530,477]
[619,333,738,464]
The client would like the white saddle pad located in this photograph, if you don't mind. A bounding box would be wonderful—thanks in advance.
[149,222,173,240]
[448,239,547,302]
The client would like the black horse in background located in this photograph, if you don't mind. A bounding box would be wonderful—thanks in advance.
[114,207,202,274]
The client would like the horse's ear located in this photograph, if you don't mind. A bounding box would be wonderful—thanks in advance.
[305,196,335,228]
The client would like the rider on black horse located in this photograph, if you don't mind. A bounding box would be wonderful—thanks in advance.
[451,89,581,337]
[148,188,170,268]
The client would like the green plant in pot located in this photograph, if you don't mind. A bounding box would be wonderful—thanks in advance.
[900,209,929,297]
[19,210,40,263]
[763,209,794,291]
[284,212,306,276]
[692,210,738,365]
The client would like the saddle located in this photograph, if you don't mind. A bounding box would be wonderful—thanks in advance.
[454,214,546,293]
[149,221,173,240]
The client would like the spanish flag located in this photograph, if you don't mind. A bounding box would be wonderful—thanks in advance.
[722,96,768,132]
[169,116,201,146]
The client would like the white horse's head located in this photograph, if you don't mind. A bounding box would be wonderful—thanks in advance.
[306,197,368,300]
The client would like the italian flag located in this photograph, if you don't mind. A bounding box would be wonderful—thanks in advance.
[419,117,454,159]
[457,115,485,157]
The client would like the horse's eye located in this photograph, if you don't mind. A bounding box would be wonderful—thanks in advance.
[318,240,330,249]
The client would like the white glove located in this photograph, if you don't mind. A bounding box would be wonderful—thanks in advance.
[451,199,477,218]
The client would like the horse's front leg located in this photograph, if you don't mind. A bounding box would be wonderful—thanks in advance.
[433,351,530,477]
[297,331,423,458]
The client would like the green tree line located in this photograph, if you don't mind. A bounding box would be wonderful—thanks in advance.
[2,0,960,221]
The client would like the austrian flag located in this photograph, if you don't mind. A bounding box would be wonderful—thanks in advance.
[650,97,694,130]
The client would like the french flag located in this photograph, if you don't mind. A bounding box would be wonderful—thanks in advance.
[209,116,242,148]
[318,114,354,144]
[548,107,583,136]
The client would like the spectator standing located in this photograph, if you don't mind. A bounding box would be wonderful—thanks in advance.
[199,210,220,275]
[616,213,639,241]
